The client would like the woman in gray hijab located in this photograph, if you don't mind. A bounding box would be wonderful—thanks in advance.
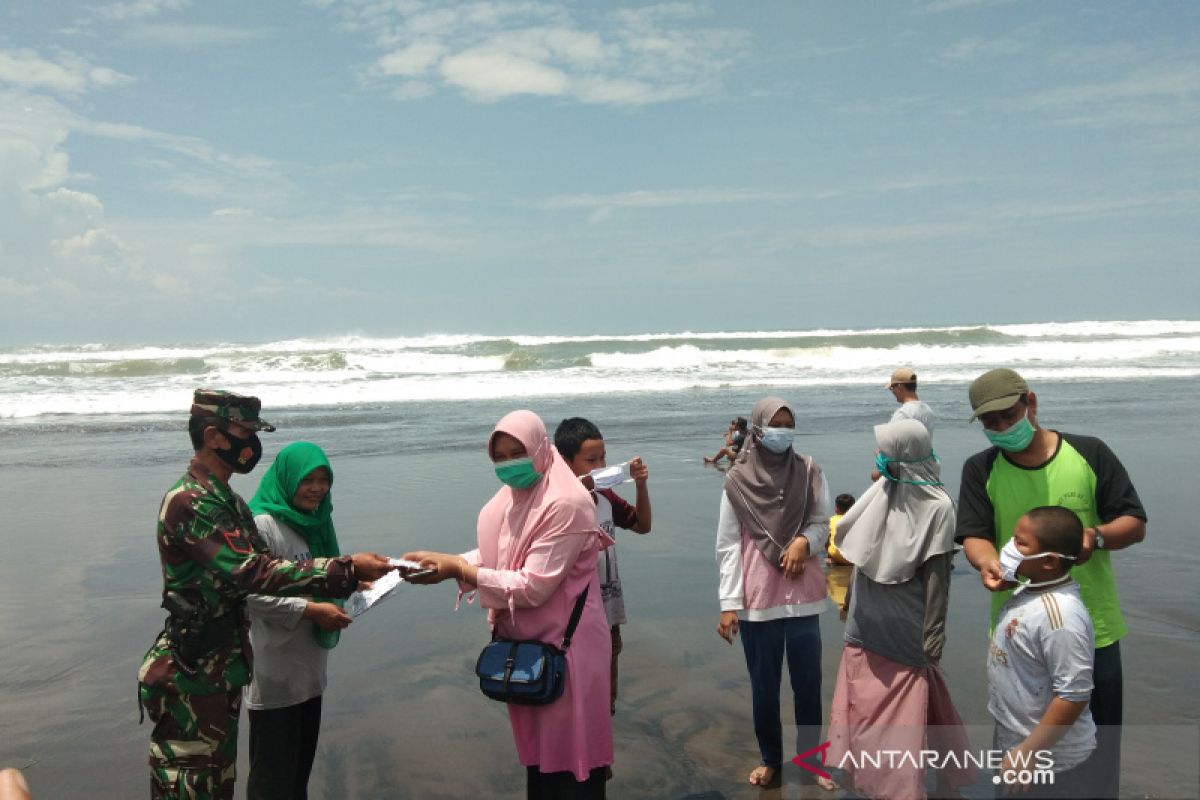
[827,418,973,799]
[715,397,837,790]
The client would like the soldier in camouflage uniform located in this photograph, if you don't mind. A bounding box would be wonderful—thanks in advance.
[138,390,393,800]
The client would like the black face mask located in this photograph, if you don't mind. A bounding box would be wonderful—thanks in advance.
[215,429,263,473]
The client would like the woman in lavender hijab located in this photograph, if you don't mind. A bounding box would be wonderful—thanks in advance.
[715,396,838,791]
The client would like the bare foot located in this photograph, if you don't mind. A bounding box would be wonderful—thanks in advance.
[748,765,778,787]
[814,775,839,792]
[703,457,714,464]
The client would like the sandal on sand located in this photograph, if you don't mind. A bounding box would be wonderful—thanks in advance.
[748,765,779,787]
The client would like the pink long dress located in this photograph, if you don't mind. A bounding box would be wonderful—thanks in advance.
[462,411,614,781]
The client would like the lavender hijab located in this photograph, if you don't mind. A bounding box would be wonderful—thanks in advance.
[723,397,821,567]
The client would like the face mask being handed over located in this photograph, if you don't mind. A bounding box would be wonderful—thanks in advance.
[759,427,795,454]
[588,462,631,491]
[494,457,542,489]
[216,429,263,474]
[998,538,1076,585]
[985,410,1036,453]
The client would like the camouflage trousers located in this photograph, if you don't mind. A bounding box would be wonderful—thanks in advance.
[139,683,241,800]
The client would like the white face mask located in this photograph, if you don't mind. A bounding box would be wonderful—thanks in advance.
[999,539,1076,585]
[588,462,631,491]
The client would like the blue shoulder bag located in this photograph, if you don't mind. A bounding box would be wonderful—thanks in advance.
[475,585,589,706]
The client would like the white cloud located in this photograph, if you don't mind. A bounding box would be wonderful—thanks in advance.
[375,41,447,77]
[440,48,569,99]
[0,91,147,300]
[1020,63,1200,130]
[95,0,190,21]
[0,51,293,313]
[541,176,989,213]
[915,0,1015,14]
[939,34,1028,61]
[543,187,795,210]
[0,49,134,94]
[329,1,747,106]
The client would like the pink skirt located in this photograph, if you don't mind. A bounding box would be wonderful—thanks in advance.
[827,645,974,799]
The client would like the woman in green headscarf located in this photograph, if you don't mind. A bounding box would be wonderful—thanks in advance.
[245,441,348,800]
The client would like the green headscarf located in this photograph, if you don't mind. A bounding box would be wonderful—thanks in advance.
[250,441,343,650]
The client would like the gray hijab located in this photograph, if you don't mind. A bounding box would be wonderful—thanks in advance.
[836,418,957,584]
[724,396,821,567]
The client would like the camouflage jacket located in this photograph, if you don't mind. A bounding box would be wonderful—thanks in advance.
[138,457,357,695]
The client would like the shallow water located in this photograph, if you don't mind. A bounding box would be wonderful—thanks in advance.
[0,381,1197,798]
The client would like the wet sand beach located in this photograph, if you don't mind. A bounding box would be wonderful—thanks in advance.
[0,382,1197,798]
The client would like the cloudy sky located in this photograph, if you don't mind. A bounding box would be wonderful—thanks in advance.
[2,1,1197,343]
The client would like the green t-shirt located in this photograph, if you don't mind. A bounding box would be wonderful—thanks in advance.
[956,432,1146,648]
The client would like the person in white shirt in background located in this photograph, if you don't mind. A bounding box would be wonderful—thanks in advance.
[888,366,935,432]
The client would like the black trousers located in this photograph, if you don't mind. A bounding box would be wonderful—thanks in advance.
[526,766,607,800]
[247,695,323,800]
[1086,641,1123,799]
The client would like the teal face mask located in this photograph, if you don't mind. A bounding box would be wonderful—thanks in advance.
[875,451,944,486]
[494,457,542,489]
[984,413,1036,453]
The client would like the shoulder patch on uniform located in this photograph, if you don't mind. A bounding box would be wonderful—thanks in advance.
[222,528,253,555]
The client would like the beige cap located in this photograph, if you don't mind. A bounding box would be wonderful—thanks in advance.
[888,367,917,387]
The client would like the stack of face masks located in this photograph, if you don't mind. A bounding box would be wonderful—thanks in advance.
[588,462,632,491]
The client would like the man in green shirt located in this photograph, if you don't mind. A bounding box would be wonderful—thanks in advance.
[138,390,394,800]
[955,368,1146,799]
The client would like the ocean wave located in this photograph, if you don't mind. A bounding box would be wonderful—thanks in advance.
[3,320,1199,421]
[4,319,1197,365]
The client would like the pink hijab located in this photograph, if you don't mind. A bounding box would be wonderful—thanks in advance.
[476,410,603,579]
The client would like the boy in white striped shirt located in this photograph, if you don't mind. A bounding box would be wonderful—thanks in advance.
[987,506,1096,798]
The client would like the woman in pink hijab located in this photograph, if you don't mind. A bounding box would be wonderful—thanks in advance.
[405,410,614,798]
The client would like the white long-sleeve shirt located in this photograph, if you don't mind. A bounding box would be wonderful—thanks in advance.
[716,480,832,622]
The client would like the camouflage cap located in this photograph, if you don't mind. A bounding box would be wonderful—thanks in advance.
[190,389,276,432]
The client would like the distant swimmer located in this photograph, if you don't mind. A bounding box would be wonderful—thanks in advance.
[704,417,748,465]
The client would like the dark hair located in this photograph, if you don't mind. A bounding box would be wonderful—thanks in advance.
[898,381,917,392]
[1025,506,1084,559]
[835,493,856,514]
[188,415,220,451]
[554,417,603,461]
[735,416,748,431]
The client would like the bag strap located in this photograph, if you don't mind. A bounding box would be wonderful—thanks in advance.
[559,584,590,652]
